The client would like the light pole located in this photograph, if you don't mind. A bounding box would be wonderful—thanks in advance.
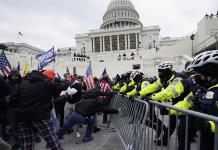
[190,34,195,57]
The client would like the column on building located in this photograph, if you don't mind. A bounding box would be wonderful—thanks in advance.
[138,33,142,48]
[102,36,105,52]
[100,36,102,52]
[128,34,130,50]
[117,35,120,50]
[110,36,112,51]
[92,37,95,52]
[125,34,127,50]
[136,33,138,49]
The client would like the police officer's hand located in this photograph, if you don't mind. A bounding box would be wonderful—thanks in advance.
[159,107,169,115]
[195,118,210,131]
[141,96,151,101]
[128,96,134,102]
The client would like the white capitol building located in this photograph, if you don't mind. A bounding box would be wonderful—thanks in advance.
[2,0,218,77]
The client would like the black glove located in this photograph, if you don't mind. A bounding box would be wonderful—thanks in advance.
[195,118,211,131]
[192,84,205,99]
[159,107,169,115]
[142,96,151,101]
[128,96,134,102]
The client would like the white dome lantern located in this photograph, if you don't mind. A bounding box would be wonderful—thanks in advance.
[101,0,142,29]
[107,0,135,10]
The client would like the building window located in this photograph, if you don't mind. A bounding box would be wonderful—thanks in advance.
[133,64,140,69]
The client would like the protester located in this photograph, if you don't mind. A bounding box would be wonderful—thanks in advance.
[6,70,22,150]
[0,76,9,139]
[56,87,118,143]
[10,70,69,150]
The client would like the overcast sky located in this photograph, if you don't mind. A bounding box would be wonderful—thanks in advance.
[0,0,217,50]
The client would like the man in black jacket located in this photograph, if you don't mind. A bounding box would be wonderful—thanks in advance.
[56,89,118,143]
[6,70,22,150]
[0,76,10,149]
[10,70,69,150]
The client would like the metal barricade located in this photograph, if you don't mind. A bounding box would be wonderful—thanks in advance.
[146,100,218,150]
[109,95,218,150]
[109,94,150,150]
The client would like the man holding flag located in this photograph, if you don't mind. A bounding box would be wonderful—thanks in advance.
[99,68,114,123]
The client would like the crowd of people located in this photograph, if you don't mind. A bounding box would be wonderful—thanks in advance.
[0,49,218,150]
[0,69,118,150]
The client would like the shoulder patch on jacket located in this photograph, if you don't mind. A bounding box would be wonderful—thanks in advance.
[205,91,214,99]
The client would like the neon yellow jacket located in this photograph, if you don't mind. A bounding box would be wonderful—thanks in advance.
[151,77,184,101]
[119,80,135,94]
[113,82,121,91]
[170,84,218,132]
[139,74,175,99]
[127,80,150,97]
[169,92,193,115]
[139,78,162,98]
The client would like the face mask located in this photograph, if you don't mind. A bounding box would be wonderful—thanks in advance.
[158,69,173,81]
[195,75,215,88]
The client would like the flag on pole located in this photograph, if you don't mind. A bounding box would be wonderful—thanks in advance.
[23,63,29,77]
[17,62,20,73]
[100,67,107,79]
[18,32,23,36]
[0,51,12,75]
[84,62,95,90]
[36,47,55,70]
[66,67,70,75]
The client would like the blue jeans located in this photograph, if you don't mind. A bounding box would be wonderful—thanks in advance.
[57,112,94,139]
[50,108,60,131]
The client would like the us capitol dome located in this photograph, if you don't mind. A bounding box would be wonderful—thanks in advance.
[101,0,143,29]
[75,0,160,54]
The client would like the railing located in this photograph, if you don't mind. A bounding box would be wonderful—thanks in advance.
[109,95,218,150]
[109,94,150,150]
[194,34,218,54]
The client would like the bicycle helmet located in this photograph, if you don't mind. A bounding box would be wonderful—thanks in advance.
[187,50,218,76]
[158,61,173,70]
[130,70,143,82]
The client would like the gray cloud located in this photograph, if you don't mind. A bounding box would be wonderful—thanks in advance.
[0,0,217,50]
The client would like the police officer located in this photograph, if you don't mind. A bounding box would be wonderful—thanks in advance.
[126,70,148,97]
[150,61,195,145]
[139,61,180,145]
[119,71,134,94]
[170,50,218,150]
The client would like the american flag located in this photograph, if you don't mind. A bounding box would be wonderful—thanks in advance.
[0,51,12,75]
[98,78,113,103]
[84,62,95,90]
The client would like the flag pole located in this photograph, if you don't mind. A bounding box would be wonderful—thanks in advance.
[17,33,19,43]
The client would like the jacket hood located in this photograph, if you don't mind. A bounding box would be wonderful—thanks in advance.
[8,70,22,82]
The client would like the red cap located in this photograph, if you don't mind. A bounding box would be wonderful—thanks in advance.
[43,70,56,80]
